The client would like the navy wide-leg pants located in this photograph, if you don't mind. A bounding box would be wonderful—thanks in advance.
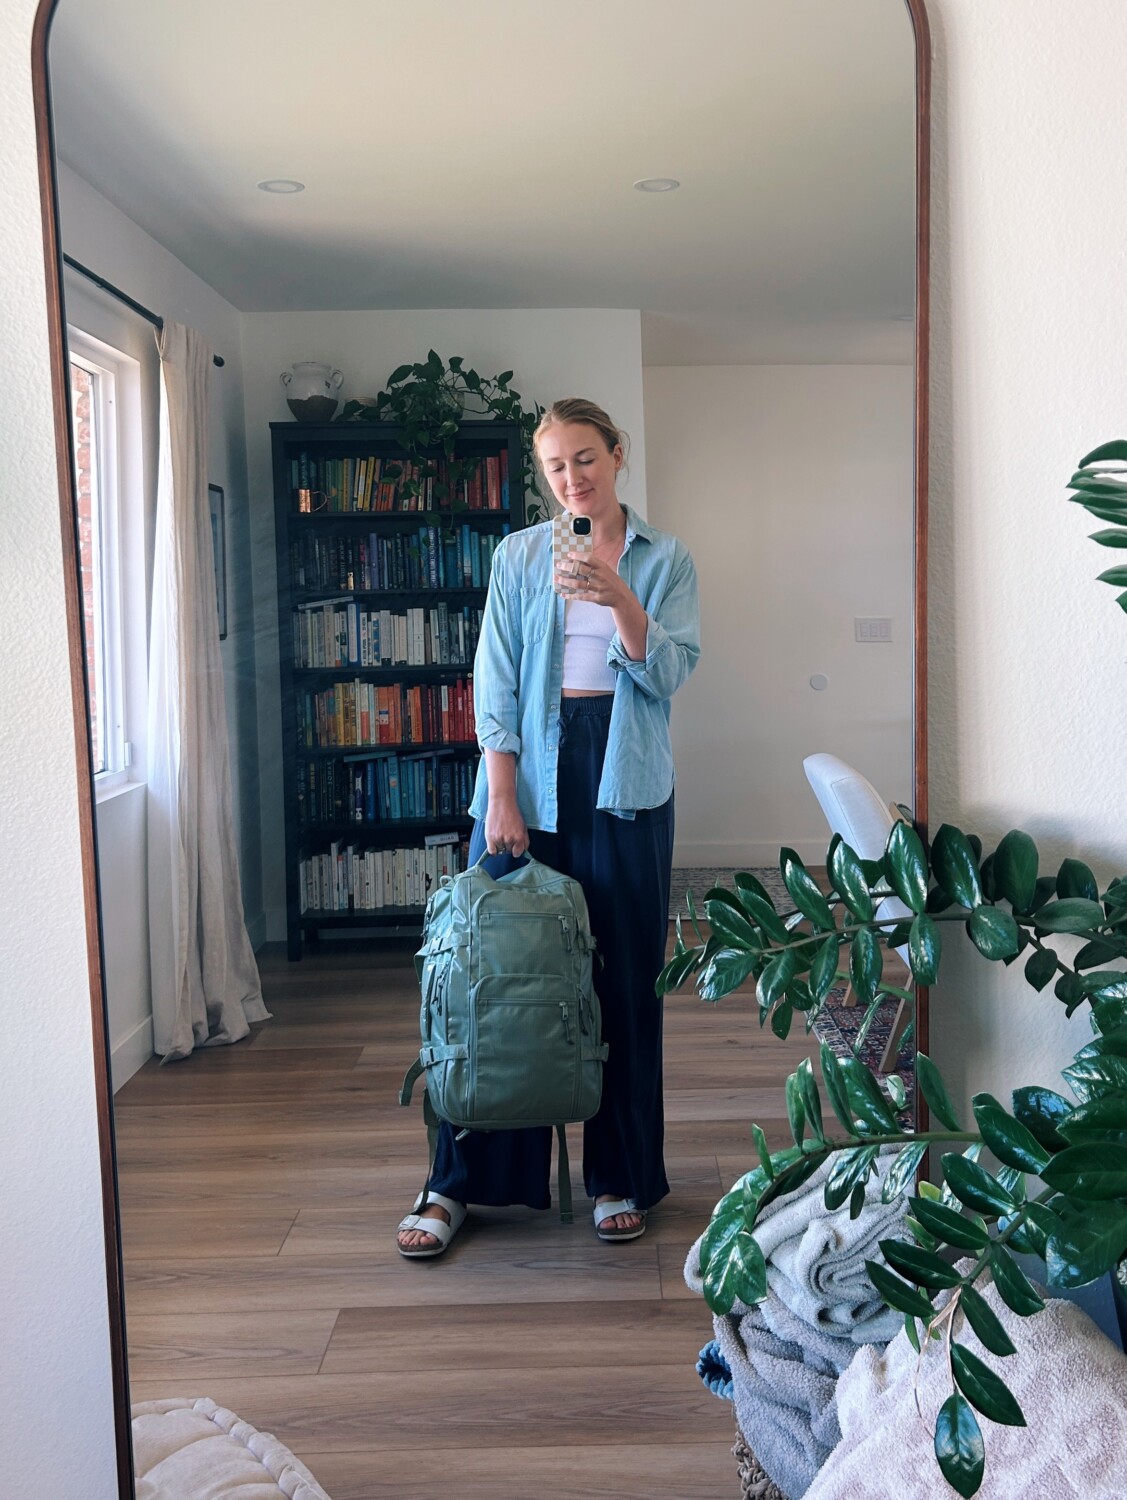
[429,695,674,1213]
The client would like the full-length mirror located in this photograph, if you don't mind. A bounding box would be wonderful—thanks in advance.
[39,1,928,1494]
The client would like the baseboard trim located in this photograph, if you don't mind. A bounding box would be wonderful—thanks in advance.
[111,1014,153,1093]
[672,839,825,868]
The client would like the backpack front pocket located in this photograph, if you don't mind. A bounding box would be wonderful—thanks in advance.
[465,973,589,1128]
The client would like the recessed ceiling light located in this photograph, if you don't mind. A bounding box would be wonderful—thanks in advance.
[633,177,680,193]
[257,179,305,194]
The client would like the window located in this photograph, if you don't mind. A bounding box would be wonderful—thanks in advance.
[68,329,141,787]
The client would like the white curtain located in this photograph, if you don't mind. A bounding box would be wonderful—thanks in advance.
[147,320,269,1061]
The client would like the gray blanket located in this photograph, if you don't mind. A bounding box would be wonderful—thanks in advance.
[713,1295,854,1500]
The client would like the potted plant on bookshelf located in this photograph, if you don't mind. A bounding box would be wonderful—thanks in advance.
[336,349,546,519]
[660,822,1127,1495]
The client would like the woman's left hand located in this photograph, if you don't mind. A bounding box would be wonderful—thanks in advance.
[555,553,629,607]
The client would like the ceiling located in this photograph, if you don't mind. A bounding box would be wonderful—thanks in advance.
[48,0,918,364]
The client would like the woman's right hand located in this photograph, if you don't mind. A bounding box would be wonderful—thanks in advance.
[484,795,529,857]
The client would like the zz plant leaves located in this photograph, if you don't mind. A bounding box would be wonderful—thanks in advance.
[934,1393,985,1499]
[916,1053,962,1130]
[780,848,836,931]
[950,1345,1027,1427]
[992,830,1039,911]
[932,824,984,910]
[908,913,942,984]
[958,1285,1017,1358]
[970,1093,1051,1173]
[884,820,929,913]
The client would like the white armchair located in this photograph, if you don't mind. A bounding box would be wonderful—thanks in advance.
[802,753,914,1074]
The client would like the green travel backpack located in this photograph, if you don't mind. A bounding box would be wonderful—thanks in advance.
[399,853,606,1220]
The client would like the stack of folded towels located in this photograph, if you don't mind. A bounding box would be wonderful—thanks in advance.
[685,1151,908,1500]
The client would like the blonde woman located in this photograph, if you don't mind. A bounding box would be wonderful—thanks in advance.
[397,398,700,1256]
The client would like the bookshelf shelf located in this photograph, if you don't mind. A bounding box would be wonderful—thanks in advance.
[273,419,525,958]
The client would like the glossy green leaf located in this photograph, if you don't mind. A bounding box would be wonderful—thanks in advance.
[884,821,929,913]
[951,1344,1026,1427]
[885,1073,908,1112]
[1098,564,1127,585]
[908,913,941,984]
[1062,1052,1127,1101]
[906,1212,939,1250]
[840,1056,899,1134]
[705,898,761,951]
[1040,1142,1127,1199]
[932,825,983,910]
[1044,1201,1127,1289]
[1074,1026,1127,1062]
[865,1258,936,1320]
[989,1245,1045,1316]
[1078,439,1127,465]
[959,1284,1017,1357]
[848,1181,866,1220]
[1071,498,1127,524]
[942,1153,1017,1217]
[828,839,875,921]
[655,945,701,996]
[1092,993,1127,1033]
[1057,858,1100,902]
[1023,947,1058,992]
[808,936,841,1006]
[1058,1093,1127,1143]
[698,948,758,1002]
[1055,971,1084,1012]
[993,830,1038,911]
[1033,898,1107,933]
[934,1393,985,1498]
[781,848,836,932]
[754,1152,825,1215]
[850,927,883,1006]
[882,1140,928,1202]
[751,1123,774,1180]
[970,1093,1051,1173]
[968,906,1021,961]
[1003,1201,1060,1260]
[909,1194,990,1251]
[1011,1085,1070,1149]
[735,889,792,946]
[916,1053,962,1130]
[771,999,794,1041]
[824,1144,879,1211]
[926,885,956,914]
[757,948,798,1012]
[820,1043,856,1134]
[880,1238,963,1289]
[797,1058,825,1143]
[733,870,773,907]
[904,1313,922,1352]
[785,1072,806,1146]
[703,1228,768,1315]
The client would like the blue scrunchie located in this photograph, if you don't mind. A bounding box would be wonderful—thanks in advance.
[696,1338,734,1401]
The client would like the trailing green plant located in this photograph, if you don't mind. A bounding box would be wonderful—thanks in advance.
[336,350,546,520]
[1067,438,1127,613]
[659,822,1127,1497]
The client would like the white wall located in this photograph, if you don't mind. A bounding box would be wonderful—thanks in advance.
[240,308,646,939]
[925,0,1127,1115]
[645,364,914,865]
[0,0,119,1491]
[54,160,266,1085]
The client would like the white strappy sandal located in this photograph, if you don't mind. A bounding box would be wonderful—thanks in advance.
[396,1191,467,1259]
[593,1197,647,1242]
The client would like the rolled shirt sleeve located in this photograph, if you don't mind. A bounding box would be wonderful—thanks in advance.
[607,544,700,701]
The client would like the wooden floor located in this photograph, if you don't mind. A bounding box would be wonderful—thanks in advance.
[115,931,819,1500]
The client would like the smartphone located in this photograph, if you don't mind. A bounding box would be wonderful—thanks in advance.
[551,512,594,592]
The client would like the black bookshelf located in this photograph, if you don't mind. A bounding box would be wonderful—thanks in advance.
[272,420,525,958]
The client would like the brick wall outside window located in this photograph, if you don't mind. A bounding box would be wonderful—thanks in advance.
[70,361,101,772]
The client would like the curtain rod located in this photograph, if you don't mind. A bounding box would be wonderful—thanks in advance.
[62,254,226,368]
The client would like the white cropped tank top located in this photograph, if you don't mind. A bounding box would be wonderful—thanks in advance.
[562,598,616,691]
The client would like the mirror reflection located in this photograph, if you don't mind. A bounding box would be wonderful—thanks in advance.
[47,1,920,1493]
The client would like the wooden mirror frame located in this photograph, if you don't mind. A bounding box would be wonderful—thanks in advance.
[29,1,930,1491]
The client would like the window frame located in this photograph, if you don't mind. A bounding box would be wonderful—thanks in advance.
[67,326,142,797]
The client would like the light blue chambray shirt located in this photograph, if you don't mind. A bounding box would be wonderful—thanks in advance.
[469,504,701,828]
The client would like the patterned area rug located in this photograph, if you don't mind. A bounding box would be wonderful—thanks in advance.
[668,867,787,921]
[668,867,915,1115]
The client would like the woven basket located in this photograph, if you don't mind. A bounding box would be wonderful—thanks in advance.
[733,1421,790,1500]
